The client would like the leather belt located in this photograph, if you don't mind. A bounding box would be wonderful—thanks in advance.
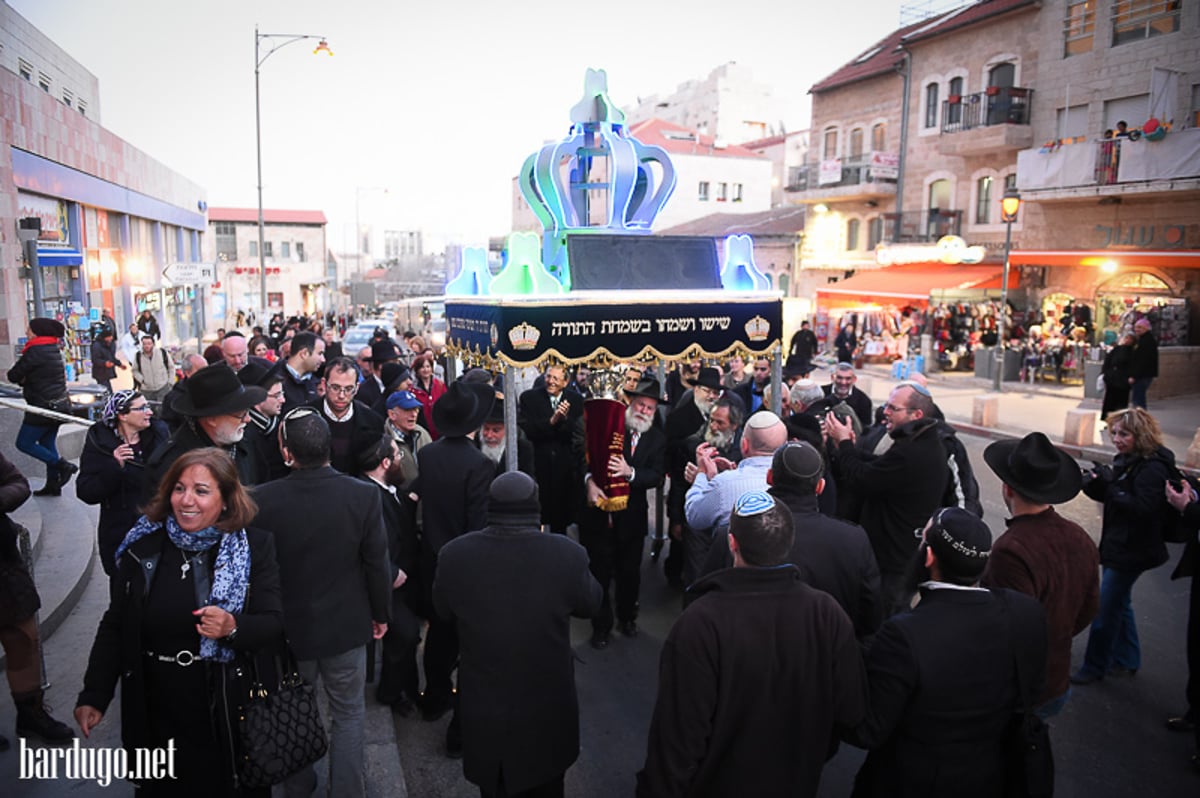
[144,650,198,667]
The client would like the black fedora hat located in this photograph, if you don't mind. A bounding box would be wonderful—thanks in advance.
[783,356,813,380]
[432,381,495,438]
[237,361,273,388]
[171,363,267,417]
[486,396,507,424]
[686,366,722,392]
[369,339,400,363]
[983,432,1082,505]
[625,377,663,402]
[380,362,411,393]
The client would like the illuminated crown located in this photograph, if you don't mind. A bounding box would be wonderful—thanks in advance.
[508,321,541,351]
[518,69,678,287]
[744,315,771,342]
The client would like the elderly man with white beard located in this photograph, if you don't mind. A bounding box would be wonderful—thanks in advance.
[477,398,534,477]
[578,378,667,649]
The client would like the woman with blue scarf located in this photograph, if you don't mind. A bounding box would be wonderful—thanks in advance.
[74,448,282,796]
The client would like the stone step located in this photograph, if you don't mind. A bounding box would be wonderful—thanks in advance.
[0,471,98,671]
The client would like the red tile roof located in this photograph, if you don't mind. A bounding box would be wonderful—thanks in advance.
[629,119,767,159]
[658,206,807,237]
[207,207,328,225]
[902,0,1038,45]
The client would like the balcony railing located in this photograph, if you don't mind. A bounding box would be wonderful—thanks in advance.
[1017,128,1200,193]
[785,154,898,193]
[941,86,1033,133]
[882,210,963,243]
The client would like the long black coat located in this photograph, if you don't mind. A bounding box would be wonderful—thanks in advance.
[76,527,283,793]
[638,566,867,798]
[253,466,392,660]
[416,437,493,554]
[849,587,1047,798]
[832,418,949,575]
[518,387,584,530]
[1100,343,1134,418]
[7,341,68,427]
[433,525,601,794]
[76,420,171,575]
[578,423,666,538]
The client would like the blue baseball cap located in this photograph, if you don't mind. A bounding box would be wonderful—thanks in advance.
[387,390,422,410]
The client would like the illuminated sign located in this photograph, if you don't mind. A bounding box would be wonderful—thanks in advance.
[875,235,986,266]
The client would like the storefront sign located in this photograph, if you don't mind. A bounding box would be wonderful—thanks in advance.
[818,159,843,186]
[876,235,986,266]
[868,151,899,180]
[16,192,68,243]
[1094,224,1187,249]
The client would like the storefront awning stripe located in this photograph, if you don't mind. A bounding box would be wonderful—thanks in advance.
[1009,250,1200,268]
[36,247,83,266]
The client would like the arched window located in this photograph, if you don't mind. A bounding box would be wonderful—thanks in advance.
[849,128,864,159]
[871,123,886,151]
[924,82,940,128]
[947,76,964,125]
[976,176,994,224]
[988,62,1016,89]
[846,219,861,251]
[778,273,790,296]
[928,179,952,211]
[867,217,884,249]
[823,127,839,159]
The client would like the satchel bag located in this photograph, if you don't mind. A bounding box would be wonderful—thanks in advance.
[236,644,328,788]
[995,590,1055,798]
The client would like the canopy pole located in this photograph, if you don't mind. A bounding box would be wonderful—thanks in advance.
[504,364,518,472]
[771,344,783,416]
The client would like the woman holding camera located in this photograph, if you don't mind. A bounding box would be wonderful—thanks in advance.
[76,390,171,577]
[1072,407,1175,685]
[75,449,282,795]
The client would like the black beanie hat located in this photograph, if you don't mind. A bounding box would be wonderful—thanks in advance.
[925,506,992,582]
[487,471,542,528]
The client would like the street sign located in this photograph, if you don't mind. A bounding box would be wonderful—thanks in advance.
[163,262,216,284]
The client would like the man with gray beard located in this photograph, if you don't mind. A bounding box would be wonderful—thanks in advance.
[476,398,533,477]
[579,378,666,648]
[694,396,743,462]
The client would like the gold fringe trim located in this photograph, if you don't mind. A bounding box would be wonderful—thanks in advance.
[595,495,629,512]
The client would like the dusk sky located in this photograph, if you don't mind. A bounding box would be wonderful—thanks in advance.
[11,0,916,253]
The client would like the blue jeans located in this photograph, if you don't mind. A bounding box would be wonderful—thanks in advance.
[283,645,367,798]
[15,423,60,466]
[1131,377,1153,408]
[1080,567,1142,677]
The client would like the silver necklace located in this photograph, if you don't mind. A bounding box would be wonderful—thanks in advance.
[180,551,205,580]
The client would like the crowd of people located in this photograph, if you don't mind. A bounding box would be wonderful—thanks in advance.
[0,312,1196,797]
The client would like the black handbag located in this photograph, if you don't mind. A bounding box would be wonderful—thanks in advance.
[995,590,1055,798]
[235,643,328,788]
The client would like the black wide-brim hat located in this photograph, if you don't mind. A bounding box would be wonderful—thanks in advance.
[432,381,495,438]
[625,377,663,402]
[369,339,400,363]
[783,357,813,379]
[686,366,723,392]
[984,432,1083,505]
[29,317,65,338]
[170,363,267,417]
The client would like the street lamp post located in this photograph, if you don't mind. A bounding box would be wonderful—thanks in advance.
[255,27,332,317]
[993,187,1021,392]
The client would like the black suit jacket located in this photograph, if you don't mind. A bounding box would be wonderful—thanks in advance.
[578,423,666,537]
[518,387,584,528]
[416,436,493,554]
[309,399,385,477]
[821,385,873,429]
[849,587,1047,798]
[252,466,392,660]
[366,477,421,605]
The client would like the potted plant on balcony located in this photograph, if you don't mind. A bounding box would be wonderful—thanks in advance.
[947,94,962,104]
[985,85,1001,97]
[1008,87,1028,98]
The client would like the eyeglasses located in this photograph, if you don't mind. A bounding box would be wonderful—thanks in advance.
[266,390,284,400]
[125,405,153,413]
[884,403,913,413]
[326,383,357,396]
[281,406,318,446]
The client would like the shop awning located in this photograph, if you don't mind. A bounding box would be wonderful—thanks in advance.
[36,247,83,266]
[814,263,1016,301]
[1008,250,1200,269]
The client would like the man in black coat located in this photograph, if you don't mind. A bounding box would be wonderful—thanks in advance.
[848,508,1047,798]
[816,362,873,429]
[638,491,867,798]
[143,363,266,498]
[434,472,602,797]
[310,356,385,477]
[268,330,325,414]
[357,338,400,410]
[826,382,949,617]
[253,409,391,798]
[789,320,819,362]
[414,381,496,739]
[361,435,422,718]
[695,441,882,639]
[663,367,721,588]
[579,378,667,649]
[1129,317,1158,408]
[519,365,583,535]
